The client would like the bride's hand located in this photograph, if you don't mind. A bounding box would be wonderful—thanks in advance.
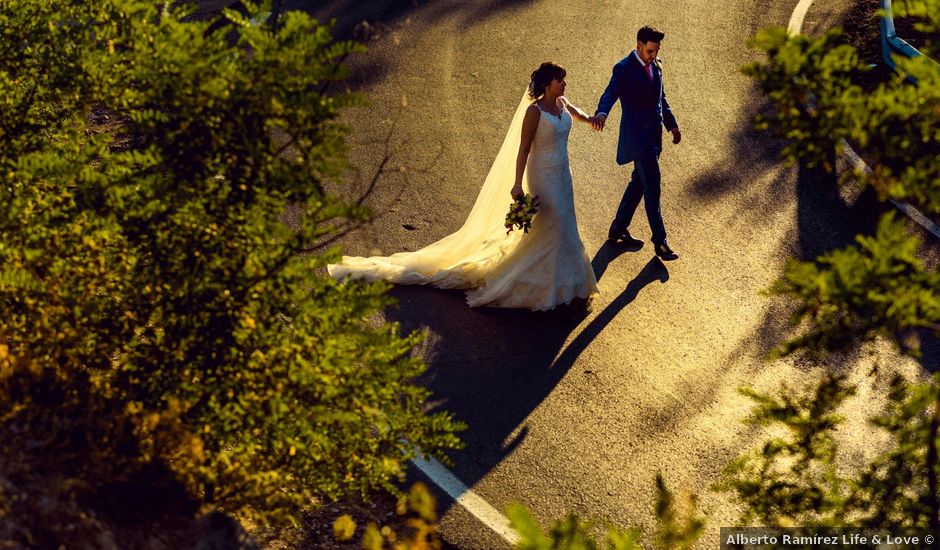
[511,183,523,199]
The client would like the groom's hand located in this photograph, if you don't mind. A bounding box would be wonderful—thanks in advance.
[591,114,607,132]
[671,127,682,144]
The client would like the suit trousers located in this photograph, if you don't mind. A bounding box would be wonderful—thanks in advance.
[611,147,667,245]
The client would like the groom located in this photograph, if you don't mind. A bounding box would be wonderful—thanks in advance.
[591,25,681,261]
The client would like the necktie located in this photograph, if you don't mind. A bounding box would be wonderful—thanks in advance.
[644,63,653,81]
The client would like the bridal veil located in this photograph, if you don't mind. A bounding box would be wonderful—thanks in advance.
[327,91,532,288]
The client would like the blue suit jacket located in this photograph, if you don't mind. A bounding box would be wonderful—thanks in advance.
[596,52,678,165]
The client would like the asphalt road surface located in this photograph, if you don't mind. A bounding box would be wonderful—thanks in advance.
[297,0,937,547]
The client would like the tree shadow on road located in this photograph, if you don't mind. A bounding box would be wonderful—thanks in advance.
[683,100,785,209]
[290,0,534,40]
[278,0,535,90]
[690,91,936,373]
[683,97,885,249]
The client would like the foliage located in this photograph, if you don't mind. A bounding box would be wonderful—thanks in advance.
[0,0,462,543]
[651,475,705,550]
[507,474,702,550]
[717,6,940,536]
[893,0,940,58]
[854,27,940,212]
[743,27,866,174]
[716,373,857,527]
[745,12,939,213]
[745,4,940,358]
[858,372,940,531]
[768,213,940,357]
[332,482,442,550]
[331,477,700,550]
[719,372,940,533]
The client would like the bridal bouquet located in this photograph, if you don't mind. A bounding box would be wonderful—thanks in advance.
[504,193,540,235]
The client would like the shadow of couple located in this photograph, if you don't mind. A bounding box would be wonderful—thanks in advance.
[385,242,668,497]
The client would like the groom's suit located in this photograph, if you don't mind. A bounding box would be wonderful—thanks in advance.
[596,50,678,246]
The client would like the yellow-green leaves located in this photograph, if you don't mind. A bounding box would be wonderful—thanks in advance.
[0,0,462,541]
[354,483,442,549]
[745,28,867,173]
[749,15,939,359]
[507,496,664,550]
[332,513,356,541]
[769,213,940,357]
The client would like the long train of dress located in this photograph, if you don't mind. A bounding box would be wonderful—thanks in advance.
[327,93,598,311]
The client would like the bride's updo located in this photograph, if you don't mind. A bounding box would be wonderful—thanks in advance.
[528,62,566,99]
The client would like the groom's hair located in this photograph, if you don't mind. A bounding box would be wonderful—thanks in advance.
[637,26,665,44]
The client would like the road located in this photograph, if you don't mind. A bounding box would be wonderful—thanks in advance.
[299,0,935,547]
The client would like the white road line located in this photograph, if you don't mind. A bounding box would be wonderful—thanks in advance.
[411,455,521,546]
[789,0,940,239]
[843,143,940,239]
[788,0,817,35]
[890,199,940,238]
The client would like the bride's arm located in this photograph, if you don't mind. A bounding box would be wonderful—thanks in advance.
[560,96,592,125]
[512,105,541,199]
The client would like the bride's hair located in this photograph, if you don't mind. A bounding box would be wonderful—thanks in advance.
[528,62,566,99]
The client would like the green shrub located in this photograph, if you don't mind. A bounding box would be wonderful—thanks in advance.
[0,0,462,543]
[722,0,940,532]
[719,372,940,533]
[744,2,939,357]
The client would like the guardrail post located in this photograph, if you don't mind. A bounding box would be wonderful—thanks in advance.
[879,0,936,77]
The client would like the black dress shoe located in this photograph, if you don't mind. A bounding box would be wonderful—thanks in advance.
[654,242,679,261]
[607,228,644,249]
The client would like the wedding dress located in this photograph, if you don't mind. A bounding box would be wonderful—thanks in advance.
[327,92,598,311]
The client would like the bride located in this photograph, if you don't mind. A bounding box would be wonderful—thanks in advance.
[328,62,598,311]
